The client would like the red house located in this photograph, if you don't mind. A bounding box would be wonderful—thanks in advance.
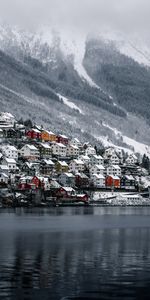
[31,176,45,189]
[55,187,75,198]
[106,175,120,188]
[57,134,69,145]
[55,187,89,203]
[26,129,42,140]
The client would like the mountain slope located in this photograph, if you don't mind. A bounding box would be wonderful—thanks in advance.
[0,25,150,154]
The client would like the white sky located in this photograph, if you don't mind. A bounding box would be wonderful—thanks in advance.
[0,0,149,36]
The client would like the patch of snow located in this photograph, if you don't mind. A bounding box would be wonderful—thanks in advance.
[102,123,150,157]
[57,93,84,115]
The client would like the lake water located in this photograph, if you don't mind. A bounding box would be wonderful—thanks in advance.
[0,207,150,299]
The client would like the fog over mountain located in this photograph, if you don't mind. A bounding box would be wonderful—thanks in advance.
[0,0,150,155]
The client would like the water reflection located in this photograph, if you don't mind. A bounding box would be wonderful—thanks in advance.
[0,208,150,299]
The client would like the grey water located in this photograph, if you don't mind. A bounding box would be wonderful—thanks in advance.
[0,207,150,299]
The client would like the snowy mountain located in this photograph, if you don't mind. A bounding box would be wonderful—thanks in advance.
[0,23,150,155]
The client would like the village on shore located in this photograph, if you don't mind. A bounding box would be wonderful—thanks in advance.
[0,112,150,207]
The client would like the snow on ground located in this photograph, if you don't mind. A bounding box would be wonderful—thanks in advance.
[102,123,150,156]
[57,93,84,114]
[123,136,150,157]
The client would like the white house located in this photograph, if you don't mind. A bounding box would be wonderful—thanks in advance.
[90,155,104,166]
[69,159,85,173]
[66,144,79,157]
[126,154,138,165]
[71,138,82,148]
[90,164,105,176]
[51,142,67,157]
[79,155,91,167]
[85,146,96,156]
[91,174,105,188]
[2,158,17,170]
[0,173,9,184]
[104,148,120,165]
[1,145,18,160]
[107,165,121,177]
[19,144,39,160]
[59,172,75,187]
[0,165,9,175]
[104,147,115,157]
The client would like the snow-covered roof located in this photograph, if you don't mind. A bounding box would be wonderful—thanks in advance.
[0,173,8,178]
[63,173,75,178]
[93,164,105,170]
[40,143,51,149]
[32,128,41,133]
[108,165,121,169]
[4,158,16,164]
[92,174,105,179]
[43,159,54,165]
[125,175,135,180]
[74,159,84,165]
[24,144,38,150]
[69,144,79,150]
[108,175,120,180]
[0,165,9,170]
[92,155,103,159]
[58,161,68,166]
[53,142,66,148]
[59,134,68,139]
[62,187,75,192]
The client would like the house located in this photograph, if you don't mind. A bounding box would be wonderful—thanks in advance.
[107,165,121,177]
[90,165,105,176]
[126,154,138,165]
[38,143,52,158]
[51,143,67,157]
[57,134,69,145]
[18,176,33,190]
[121,175,136,190]
[75,173,89,187]
[91,174,105,188]
[41,130,57,142]
[0,173,9,185]
[1,145,18,160]
[55,161,69,173]
[85,146,96,156]
[5,128,17,139]
[31,176,45,189]
[106,175,120,188]
[71,138,82,148]
[2,158,17,170]
[66,144,79,157]
[19,144,39,160]
[104,148,120,165]
[90,155,104,166]
[79,155,91,167]
[59,173,75,187]
[55,187,76,198]
[0,165,9,176]
[21,162,40,176]
[26,128,42,140]
[69,159,85,173]
[40,159,54,175]
[104,147,115,157]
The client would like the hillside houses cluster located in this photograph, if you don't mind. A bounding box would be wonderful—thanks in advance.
[0,112,149,202]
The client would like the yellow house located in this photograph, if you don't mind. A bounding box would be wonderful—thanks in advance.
[55,161,69,173]
[41,130,57,142]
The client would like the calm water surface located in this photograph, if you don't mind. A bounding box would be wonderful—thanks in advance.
[0,207,150,299]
